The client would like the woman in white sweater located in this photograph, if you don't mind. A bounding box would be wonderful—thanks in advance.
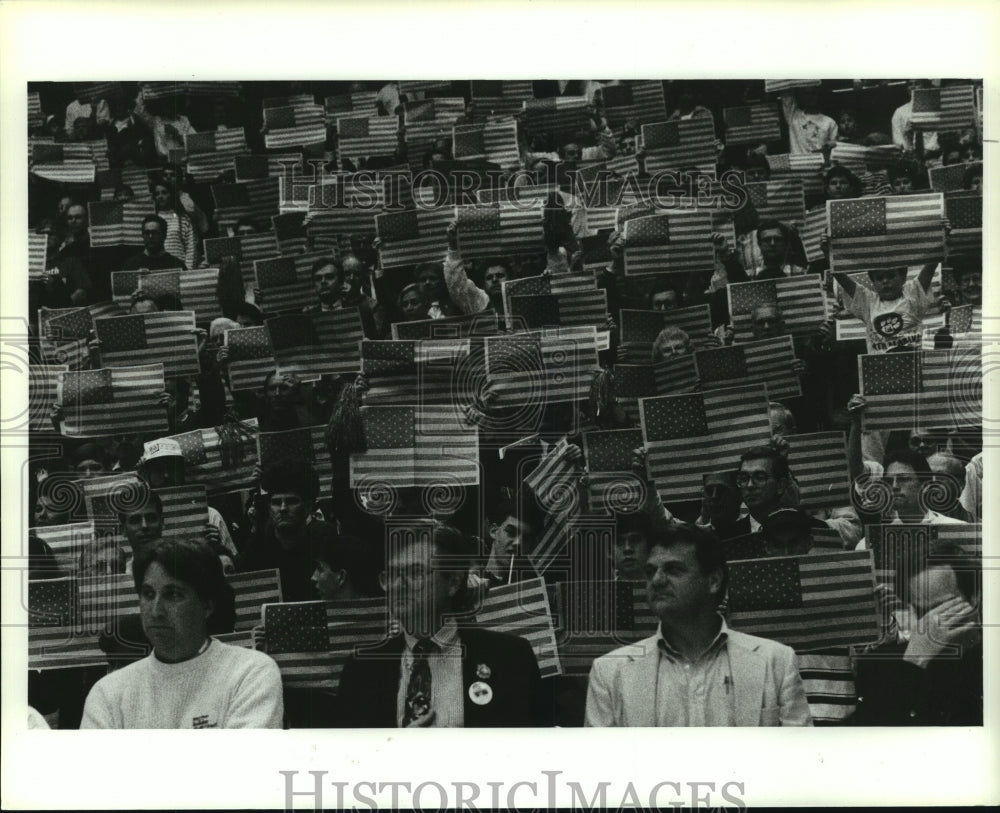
[81,537,283,729]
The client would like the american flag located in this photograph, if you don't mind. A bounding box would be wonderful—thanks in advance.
[765,153,825,200]
[271,212,310,255]
[829,143,902,174]
[723,104,782,144]
[28,578,108,670]
[211,178,281,230]
[31,521,96,575]
[95,311,200,378]
[403,97,467,154]
[641,383,772,502]
[234,153,303,182]
[258,425,334,494]
[453,119,521,173]
[828,194,945,273]
[928,161,980,193]
[522,96,591,138]
[155,484,210,540]
[267,309,363,378]
[29,142,96,183]
[472,578,563,678]
[98,166,155,201]
[764,80,821,93]
[799,207,827,263]
[945,304,979,336]
[784,431,852,509]
[28,90,43,126]
[263,93,318,111]
[75,471,140,529]
[88,201,151,247]
[578,176,643,233]
[469,80,534,116]
[727,275,828,343]
[204,233,281,285]
[399,80,454,96]
[484,327,600,407]
[29,363,68,431]
[455,202,544,258]
[349,405,480,488]
[263,104,327,150]
[29,232,48,280]
[523,437,581,515]
[375,206,453,269]
[391,310,500,341]
[694,336,802,401]
[138,268,222,324]
[80,569,282,634]
[78,477,207,545]
[143,81,242,99]
[745,179,806,227]
[158,418,260,495]
[337,116,400,161]
[727,551,880,651]
[622,211,715,277]
[72,81,122,104]
[598,82,667,130]
[323,91,379,125]
[361,338,478,406]
[110,269,151,309]
[182,128,249,181]
[911,85,976,131]
[503,274,608,333]
[582,428,646,513]
[640,118,717,174]
[944,192,982,256]
[264,598,391,691]
[859,347,981,432]
[613,358,699,424]
[38,306,93,369]
[555,580,657,675]
[620,305,713,346]
[866,523,981,589]
[253,253,319,313]
[224,326,275,392]
[58,364,168,438]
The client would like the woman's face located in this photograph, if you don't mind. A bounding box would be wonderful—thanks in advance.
[826,175,854,199]
[152,184,172,211]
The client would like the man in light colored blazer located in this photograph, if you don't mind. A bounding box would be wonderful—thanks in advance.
[585,524,812,727]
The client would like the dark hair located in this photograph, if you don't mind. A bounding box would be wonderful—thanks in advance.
[887,162,917,183]
[133,537,237,633]
[823,164,862,196]
[962,163,983,189]
[260,460,319,504]
[739,446,790,482]
[315,533,384,598]
[414,261,444,280]
[649,523,728,602]
[743,153,771,174]
[616,510,653,539]
[141,214,168,235]
[755,218,792,242]
[311,256,342,279]
[233,301,264,325]
[647,279,681,304]
[883,448,933,478]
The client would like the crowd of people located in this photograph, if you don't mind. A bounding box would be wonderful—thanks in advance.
[25,79,984,729]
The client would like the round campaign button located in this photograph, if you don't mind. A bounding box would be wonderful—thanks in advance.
[469,681,493,705]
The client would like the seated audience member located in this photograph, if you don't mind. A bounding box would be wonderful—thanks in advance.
[854,544,982,725]
[243,461,339,602]
[651,325,692,362]
[311,533,384,601]
[648,281,683,312]
[122,215,188,271]
[695,470,751,540]
[81,537,283,729]
[611,512,653,581]
[779,86,838,155]
[414,261,456,319]
[336,522,551,727]
[585,524,812,726]
[482,500,540,587]
[396,283,430,323]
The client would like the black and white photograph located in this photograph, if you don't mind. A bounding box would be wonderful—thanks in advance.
[1,2,997,810]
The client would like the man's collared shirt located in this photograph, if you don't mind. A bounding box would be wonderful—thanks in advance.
[397,618,464,727]
[654,618,735,727]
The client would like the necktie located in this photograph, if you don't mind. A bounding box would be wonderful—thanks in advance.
[402,638,435,726]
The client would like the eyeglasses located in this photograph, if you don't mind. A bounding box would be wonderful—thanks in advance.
[759,236,785,246]
[382,566,431,585]
[736,472,773,487]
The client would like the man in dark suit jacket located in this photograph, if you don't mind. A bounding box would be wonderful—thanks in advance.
[335,522,551,727]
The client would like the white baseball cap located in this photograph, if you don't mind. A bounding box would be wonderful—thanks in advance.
[140,437,184,464]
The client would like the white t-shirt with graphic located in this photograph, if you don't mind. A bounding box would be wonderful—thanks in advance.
[842,278,934,353]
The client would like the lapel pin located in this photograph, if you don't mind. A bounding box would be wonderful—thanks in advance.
[469,681,493,705]
[476,663,492,680]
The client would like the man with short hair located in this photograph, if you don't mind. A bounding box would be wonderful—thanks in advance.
[336,522,551,727]
[695,470,751,540]
[122,215,187,271]
[243,461,339,602]
[585,525,811,726]
[737,446,793,530]
[117,488,165,574]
